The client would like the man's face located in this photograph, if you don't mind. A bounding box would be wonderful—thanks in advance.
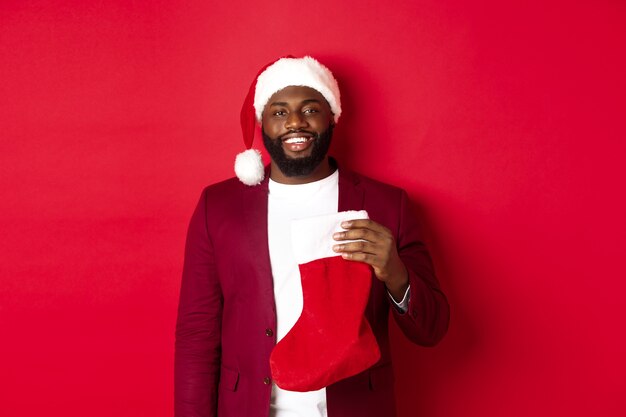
[261,86,334,178]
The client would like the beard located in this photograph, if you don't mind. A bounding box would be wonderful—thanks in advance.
[262,125,334,178]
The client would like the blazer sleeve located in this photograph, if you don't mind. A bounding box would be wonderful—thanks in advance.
[175,189,222,417]
[391,190,450,346]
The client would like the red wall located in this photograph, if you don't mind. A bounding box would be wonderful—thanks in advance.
[1,1,625,416]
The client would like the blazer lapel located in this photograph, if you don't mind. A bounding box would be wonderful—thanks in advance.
[240,175,274,298]
[338,168,365,212]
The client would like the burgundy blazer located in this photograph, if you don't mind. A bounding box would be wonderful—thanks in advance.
[175,166,449,417]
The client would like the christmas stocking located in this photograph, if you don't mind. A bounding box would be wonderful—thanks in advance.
[269,210,381,392]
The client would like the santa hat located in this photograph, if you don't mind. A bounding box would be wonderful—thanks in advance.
[235,56,342,185]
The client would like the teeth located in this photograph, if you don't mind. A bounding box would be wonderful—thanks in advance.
[284,137,309,144]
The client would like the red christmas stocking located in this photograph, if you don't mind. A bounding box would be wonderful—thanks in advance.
[269,210,381,392]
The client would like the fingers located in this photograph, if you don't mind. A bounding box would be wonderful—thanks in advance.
[331,219,406,286]
[341,219,389,234]
[331,218,398,278]
[332,231,390,270]
[332,218,392,260]
[338,250,377,264]
[332,240,377,255]
[333,219,392,243]
[332,228,379,243]
[332,241,384,272]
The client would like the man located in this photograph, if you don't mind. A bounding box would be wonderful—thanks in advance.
[175,56,449,417]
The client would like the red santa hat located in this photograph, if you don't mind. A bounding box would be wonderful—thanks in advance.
[235,56,342,185]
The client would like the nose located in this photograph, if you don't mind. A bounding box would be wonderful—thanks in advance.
[285,111,308,130]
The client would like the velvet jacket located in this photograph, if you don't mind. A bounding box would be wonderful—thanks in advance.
[174,166,450,417]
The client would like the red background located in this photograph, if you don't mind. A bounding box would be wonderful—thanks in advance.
[1,1,625,416]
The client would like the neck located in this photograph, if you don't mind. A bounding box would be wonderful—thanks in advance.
[270,157,334,185]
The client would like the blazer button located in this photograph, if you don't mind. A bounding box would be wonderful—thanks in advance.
[263,377,271,385]
[265,328,274,337]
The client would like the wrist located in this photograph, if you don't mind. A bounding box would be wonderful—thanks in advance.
[384,266,409,301]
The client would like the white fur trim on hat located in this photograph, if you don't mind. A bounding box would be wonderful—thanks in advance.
[254,56,341,123]
[234,148,265,186]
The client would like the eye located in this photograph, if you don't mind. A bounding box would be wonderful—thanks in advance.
[272,110,287,117]
[303,108,319,115]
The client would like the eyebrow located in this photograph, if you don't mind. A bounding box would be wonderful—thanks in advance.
[268,99,322,107]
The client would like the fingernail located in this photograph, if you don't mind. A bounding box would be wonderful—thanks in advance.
[341,221,351,227]
[332,245,341,252]
[333,232,342,239]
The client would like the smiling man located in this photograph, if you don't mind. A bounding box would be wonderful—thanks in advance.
[175,56,450,417]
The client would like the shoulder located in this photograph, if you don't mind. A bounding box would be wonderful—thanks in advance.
[201,175,250,200]
[195,175,266,217]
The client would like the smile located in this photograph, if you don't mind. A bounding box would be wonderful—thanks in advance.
[283,137,312,144]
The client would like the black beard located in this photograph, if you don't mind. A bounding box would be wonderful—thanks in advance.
[262,125,333,177]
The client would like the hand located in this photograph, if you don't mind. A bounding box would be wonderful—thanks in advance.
[332,219,409,300]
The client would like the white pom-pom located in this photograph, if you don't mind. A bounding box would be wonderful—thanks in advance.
[234,149,265,186]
